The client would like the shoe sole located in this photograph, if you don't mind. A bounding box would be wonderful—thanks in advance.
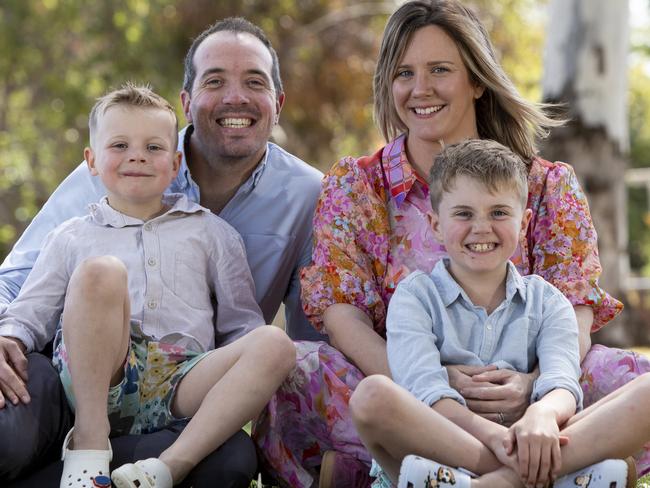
[625,456,637,488]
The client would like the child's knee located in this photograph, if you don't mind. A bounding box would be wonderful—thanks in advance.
[350,375,396,429]
[250,326,296,371]
[71,256,128,295]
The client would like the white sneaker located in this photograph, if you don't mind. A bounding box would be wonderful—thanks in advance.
[554,458,637,488]
[397,455,471,488]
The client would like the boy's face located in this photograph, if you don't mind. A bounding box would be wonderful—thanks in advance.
[430,175,532,282]
[85,106,180,215]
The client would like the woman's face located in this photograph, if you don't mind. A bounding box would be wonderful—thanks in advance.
[392,25,484,150]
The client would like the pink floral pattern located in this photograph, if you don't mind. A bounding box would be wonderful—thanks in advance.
[253,136,644,487]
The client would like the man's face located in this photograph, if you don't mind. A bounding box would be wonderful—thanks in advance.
[181,31,285,167]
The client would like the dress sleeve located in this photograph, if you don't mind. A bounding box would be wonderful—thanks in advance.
[528,160,623,331]
[300,155,391,332]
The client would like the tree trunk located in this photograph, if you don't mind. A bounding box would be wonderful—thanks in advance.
[539,0,645,345]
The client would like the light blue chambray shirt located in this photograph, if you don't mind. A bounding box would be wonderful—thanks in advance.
[386,259,583,410]
[0,126,324,342]
[0,194,265,353]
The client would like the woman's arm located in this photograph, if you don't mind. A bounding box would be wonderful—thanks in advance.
[323,303,390,377]
[574,305,593,361]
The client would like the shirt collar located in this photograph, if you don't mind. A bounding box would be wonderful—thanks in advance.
[88,193,208,228]
[382,133,427,208]
[433,258,527,307]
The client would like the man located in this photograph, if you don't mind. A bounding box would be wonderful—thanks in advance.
[0,17,323,487]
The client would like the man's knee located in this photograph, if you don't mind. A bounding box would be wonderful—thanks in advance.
[0,353,72,481]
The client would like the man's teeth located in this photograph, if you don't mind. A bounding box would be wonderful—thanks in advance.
[219,118,252,128]
[467,243,496,252]
[414,106,443,115]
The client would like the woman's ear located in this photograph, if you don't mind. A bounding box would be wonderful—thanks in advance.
[473,83,485,100]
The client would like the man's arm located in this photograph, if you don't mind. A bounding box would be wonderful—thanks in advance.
[0,162,105,308]
[283,233,326,341]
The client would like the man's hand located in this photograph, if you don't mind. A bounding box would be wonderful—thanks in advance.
[457,368,536,426]
[0,336,30,408]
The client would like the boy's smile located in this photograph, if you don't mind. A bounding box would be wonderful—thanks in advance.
[85,106,181,220]
[431,175,531,286]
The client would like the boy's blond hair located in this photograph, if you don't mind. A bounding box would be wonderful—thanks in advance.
[88,82,178,147]
[429,139,529,212]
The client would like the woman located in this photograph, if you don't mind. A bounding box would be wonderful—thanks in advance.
[253,1,650,486]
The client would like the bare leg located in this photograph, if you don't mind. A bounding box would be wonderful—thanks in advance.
[62,256,131,450]
[555,373,650,473]
[158,326,296,483]
[350,375,505,484]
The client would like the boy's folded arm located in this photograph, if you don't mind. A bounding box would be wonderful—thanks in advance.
[209,225,267,346]
[535,290,584,410]
[386,276,466,407]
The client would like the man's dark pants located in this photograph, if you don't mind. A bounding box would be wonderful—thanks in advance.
[0,353,257,487]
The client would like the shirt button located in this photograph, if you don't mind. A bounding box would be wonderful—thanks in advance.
[147,257,157,266]
[148,300,157,309]
[487,325,493,330]
[144,223,153,231]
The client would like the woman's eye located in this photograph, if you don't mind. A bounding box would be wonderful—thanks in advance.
[432,66,449,74]
[396,69,413,79]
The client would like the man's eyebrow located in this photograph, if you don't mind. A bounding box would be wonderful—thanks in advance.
[199,67,271,81]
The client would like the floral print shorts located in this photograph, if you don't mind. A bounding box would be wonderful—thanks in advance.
[52,325,209,436]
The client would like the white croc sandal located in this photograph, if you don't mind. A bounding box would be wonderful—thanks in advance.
[60,428,113,488]
[111,458,173,488]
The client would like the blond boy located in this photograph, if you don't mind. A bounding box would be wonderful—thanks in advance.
[0,83,295,488]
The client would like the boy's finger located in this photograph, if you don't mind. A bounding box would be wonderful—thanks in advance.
[551,439,562,479]
[559,435,569,446]
[527,442,541,486]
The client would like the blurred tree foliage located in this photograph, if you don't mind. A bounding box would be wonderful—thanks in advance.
[1,0,547,259]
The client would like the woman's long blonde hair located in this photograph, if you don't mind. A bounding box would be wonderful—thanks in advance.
[373,0,561,163]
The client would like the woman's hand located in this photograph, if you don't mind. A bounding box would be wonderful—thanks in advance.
[456,368,537,426]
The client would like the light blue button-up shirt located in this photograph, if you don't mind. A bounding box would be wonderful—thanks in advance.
[386,259,583,410]
[0,126,325,342]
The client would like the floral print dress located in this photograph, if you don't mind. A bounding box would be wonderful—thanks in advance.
[253,134,649,487]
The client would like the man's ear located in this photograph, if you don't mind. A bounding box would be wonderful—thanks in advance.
[275,92,285,123]
[180,90,192,124]
[85,147,98,175]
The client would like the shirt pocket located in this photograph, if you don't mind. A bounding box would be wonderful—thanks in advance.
[173,251,212,310]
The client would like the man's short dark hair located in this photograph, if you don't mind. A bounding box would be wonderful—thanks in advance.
[183,17,283,98]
